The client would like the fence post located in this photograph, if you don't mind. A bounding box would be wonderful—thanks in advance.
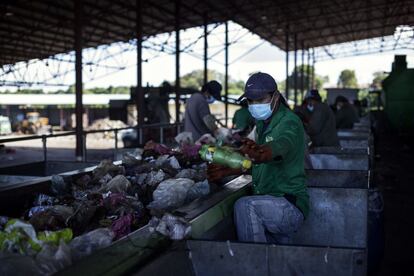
[114,129,119,157]
[139,128,143,145]
[42,135,47,162]
[160,127,164,144]
[82,132,87,162]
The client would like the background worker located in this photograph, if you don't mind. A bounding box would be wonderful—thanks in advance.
[207,72,309,244]
[184,80,222,141]
[232,99,255,137]
[335,95,360,129]
[303,89,339,147]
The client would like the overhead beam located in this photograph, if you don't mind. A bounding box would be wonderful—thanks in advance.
[175,0,181,124]
[74,0,84,160]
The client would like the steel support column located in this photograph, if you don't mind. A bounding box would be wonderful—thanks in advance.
[293,33,297,106]
[285,29,289,99]
[175,0,181,123]
[136,0,144,128]
[203,13,208,85]
[312,48,315,89]
[307,47,311,91]
[301,41,305,103]
[224,21,229,127]
[74,0,83,160]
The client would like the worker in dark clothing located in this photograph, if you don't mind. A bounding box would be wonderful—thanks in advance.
[335,95,360,129]
[232,99,255,135]
[184,80,222,141]
[207,72,309,244]
[303,89,339,147]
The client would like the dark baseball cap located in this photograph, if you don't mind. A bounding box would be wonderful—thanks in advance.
[238,72,278,101]
[202,80,222,100]
[305,89,321,101]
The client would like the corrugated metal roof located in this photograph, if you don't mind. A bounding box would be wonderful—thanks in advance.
[0,0,413,66]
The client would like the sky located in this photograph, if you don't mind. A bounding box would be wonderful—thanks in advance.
[1,22,413,92]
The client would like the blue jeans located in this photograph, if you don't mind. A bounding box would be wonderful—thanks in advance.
[234,195,304,244]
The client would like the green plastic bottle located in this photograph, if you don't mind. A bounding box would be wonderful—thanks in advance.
[199,144,252,170]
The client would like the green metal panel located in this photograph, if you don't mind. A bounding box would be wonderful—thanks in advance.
[383,56,414,131]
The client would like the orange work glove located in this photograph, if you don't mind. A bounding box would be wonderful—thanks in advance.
[207,163,242,183]
[239,138,273,163]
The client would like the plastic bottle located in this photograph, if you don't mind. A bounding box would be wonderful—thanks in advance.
[199,145,252,170]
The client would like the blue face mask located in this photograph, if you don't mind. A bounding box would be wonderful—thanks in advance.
[248,94,275,121]
[206,96,215,104]
[307,104,314,112]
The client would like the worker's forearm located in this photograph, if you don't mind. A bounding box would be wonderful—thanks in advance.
[203,114,218,132]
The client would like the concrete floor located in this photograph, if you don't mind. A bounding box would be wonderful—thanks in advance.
[0,136,118,167]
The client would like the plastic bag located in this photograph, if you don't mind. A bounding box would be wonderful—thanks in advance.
[1,219,42,254]
[145,170,166,187]
[98,173,113,186]
[92,159,124,182]
[69,228,114,261]
[29,205,74,232]
[175,131,194,145]
[181,144,201,158]
[168,156,181,170]
[136,173,148,186]
[111,214,134,240]
[51,175,71,196]
[175,168,205,182]
[37,228,73,245]
[0,216,8,230]
[122,151,142,166]
[99,175,131,193]
[36,240,72,275]
[28,206,50,218]
[195,133,216,145]
[186,180,210,202]
[149,213,191,240]
[147,178,194,211]
[33,194,56,206]
[214,127,233,144]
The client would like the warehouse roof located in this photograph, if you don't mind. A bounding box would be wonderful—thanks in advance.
[1,0,413,66]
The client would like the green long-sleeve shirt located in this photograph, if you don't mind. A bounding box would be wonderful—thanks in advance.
[252,104,309,218]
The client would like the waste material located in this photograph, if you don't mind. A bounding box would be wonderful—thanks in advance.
[186,180,210,202]
[199,144,252,170]
[148,178,195,211]
[0,139,215,273]
[149,213,191,240]
[51,175,71,196]
[175,131,194,145]
[99,175,131,193]
[69,228,114,261]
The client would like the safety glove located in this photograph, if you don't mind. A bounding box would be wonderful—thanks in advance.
[239,138,273,163]
[207,163,242,183]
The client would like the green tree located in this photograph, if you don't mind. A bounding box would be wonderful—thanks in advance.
[281,65,329,102]
[371,71,388,89]
[174,69,245,95]
[337,69,358,88]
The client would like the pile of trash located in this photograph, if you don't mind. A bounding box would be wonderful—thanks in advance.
[0,140,210,275]
[86,118,128,139]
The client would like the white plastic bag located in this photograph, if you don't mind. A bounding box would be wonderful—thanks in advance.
[69,228,114,261]
[147,178,194,211]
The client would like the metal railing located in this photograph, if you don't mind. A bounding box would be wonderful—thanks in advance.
[0,122,183,162]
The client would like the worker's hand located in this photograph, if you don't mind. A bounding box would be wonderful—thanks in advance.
[207,163,242,183]
[239,138,273,163]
